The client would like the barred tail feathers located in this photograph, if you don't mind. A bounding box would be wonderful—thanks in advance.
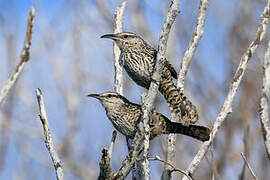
[166,121,210,142]
[159,67,198,126]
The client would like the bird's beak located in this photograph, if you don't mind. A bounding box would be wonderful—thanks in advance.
[87,94,100,99]
[100,34,119,40]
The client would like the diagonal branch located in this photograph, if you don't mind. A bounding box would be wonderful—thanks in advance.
[163,1,209,179]
[259,40,270,160]
[35,88,64,180]
[178,0,209,91]
[0,8,35,105]
[182,1,270,179]
[240,152,258,180]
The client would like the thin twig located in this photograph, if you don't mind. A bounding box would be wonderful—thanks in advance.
[205,152,221,180]
[113,1,126,95]
[239,124,250,180]
[240,152,258,180]
[182,1,270,179]
[210,140,221,180]
[109,130,117,156]
[259,40,270,160]
[178,0,209,91]
[210,128,214,179]
[35,88,64,180]
[0,8,35,105]
[149,156,193,180]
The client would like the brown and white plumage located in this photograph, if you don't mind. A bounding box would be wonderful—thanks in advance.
[88,92,210,141]
[101,32,198,126]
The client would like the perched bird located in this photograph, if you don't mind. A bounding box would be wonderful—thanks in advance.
[88,92,210,141]
[101,32,198,126]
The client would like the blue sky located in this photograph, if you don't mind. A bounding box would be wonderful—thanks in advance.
[0,0,267,179]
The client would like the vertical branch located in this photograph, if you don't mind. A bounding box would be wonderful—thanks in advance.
[182,1,270,179]
[113,1,127,95]
[163,1,209,179]
[98,3,127,179]
[140,0,180,179]
[259,41,270,160]
[140,94,151,179]
[177,0,209,91]
[0,8,35,105]
[35,88,64,180]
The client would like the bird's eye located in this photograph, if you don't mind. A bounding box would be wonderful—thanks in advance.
[123,35,128,38]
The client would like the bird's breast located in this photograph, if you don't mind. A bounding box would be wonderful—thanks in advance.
[121,52,155,89]
[105,110,136,138]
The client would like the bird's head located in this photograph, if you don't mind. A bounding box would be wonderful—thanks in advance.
[88,92,128,109]
[101,32,146,51]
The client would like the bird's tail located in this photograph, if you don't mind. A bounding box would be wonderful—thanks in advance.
[165,121,210,142]
[159,67,198,126]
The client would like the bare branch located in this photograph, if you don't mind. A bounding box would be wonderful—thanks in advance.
[240,152,258,180]
[239,124,250,180]
[164,1,209,178]
[98,148,112,180]
[35,88,64,180]
[98,131,117,180]
[137,1,180,179]
[113,1,127,95]
[182,1,270,179]
[98,1,126,176]
[140,93,151,179]
[149,156,193,180]
[208,142,221,180]
[259,41,270,160]
[162,134,176,179]
[111,127,144,180]
[178,0,209,91]
[0,8,35,104]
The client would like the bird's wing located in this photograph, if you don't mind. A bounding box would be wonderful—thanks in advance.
[153,48,177,79]
[165,59,178,79]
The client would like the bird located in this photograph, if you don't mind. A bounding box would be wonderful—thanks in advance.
[101,32,198,126]
[88,92,210,141]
